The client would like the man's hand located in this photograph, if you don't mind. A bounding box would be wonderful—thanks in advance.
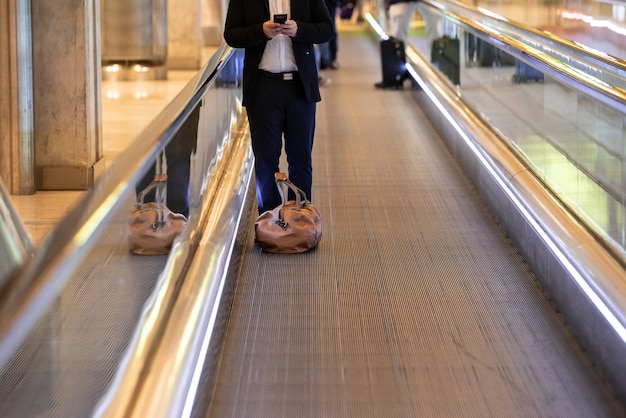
[263,21,283,38]
[280,20,298,37]
[263,19,298,38]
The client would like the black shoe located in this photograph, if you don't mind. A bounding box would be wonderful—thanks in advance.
[375,81,402,90]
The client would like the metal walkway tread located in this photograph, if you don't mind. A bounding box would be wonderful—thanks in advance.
[0,196,166,417]
[204,32,625,417]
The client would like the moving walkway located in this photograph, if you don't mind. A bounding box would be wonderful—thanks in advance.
[1,2,625,416]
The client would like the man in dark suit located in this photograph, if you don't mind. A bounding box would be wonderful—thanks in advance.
[224,0,333,214]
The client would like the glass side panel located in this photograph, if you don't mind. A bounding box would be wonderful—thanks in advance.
[409,14,626,255]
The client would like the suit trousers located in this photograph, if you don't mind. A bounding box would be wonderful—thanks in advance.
[388,2,419,42]
[246,71,316,214]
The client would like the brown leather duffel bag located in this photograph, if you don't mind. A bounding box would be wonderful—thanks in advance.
[254,172,322,254]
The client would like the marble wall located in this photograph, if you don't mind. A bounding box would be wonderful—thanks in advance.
[169,0,204,70]
[201,0,227,46]
[31,1,103,190]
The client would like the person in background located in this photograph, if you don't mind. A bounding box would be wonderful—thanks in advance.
[388,0,420,43]
[224,0,333,214]
[320,0,341,70]
[417,0,444,45]
[355,0,366,23]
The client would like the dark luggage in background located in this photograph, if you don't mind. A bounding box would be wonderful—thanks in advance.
[499,50,516,66]
[339,0,355,20]
[431,36,460,85]
[477,39,496,67]
[477,39,515,67]
[216,48,244,87]
[377,37,407,89]
[513,59,544,83]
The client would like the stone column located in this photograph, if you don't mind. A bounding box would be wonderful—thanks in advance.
[0,0,35,195]
[168,0,203,70]
[31,1,104,190]
[201,0,226,46]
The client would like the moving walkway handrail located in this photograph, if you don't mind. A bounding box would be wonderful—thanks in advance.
[369,3,626,399]
[413,0,626,261]
[402,31,626,401]
[0,44,234,371]
[94,46,254,417]
[420,0,626,114]
[437,0,626,75]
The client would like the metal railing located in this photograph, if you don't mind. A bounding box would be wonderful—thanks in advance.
[0,42,254,417]
[368,0,626,400]
[0,181,33,286]
[398,0,626,262]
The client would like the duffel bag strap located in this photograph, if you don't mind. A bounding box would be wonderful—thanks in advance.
[136,150,168,226]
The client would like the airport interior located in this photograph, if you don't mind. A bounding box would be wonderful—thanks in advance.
[2,0,626,416]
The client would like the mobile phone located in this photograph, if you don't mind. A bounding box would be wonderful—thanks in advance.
[273,14,287,24]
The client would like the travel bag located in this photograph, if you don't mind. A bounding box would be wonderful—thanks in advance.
[339,0,355,20]
[255,173,322,254]
[379,37,407,89]
[477,39,514,67]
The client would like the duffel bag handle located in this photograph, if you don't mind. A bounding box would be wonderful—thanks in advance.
[273,172,312,227]
[136,151,168,227]
[274,172,310,211]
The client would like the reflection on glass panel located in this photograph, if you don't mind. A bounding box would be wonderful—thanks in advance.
[408,14,626,254]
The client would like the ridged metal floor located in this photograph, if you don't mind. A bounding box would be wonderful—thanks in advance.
[204,32,625,417]
[0,197,167,417]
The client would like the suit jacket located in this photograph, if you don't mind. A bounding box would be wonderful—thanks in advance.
[224,0,333,106]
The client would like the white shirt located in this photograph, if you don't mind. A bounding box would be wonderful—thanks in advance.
[258,0,298,73]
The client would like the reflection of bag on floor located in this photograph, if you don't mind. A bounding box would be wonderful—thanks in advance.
[379,37,407,89]
[431,36,460,85]
[128,151,187,255]
[255,173,322,254]
[513,59,544,83]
